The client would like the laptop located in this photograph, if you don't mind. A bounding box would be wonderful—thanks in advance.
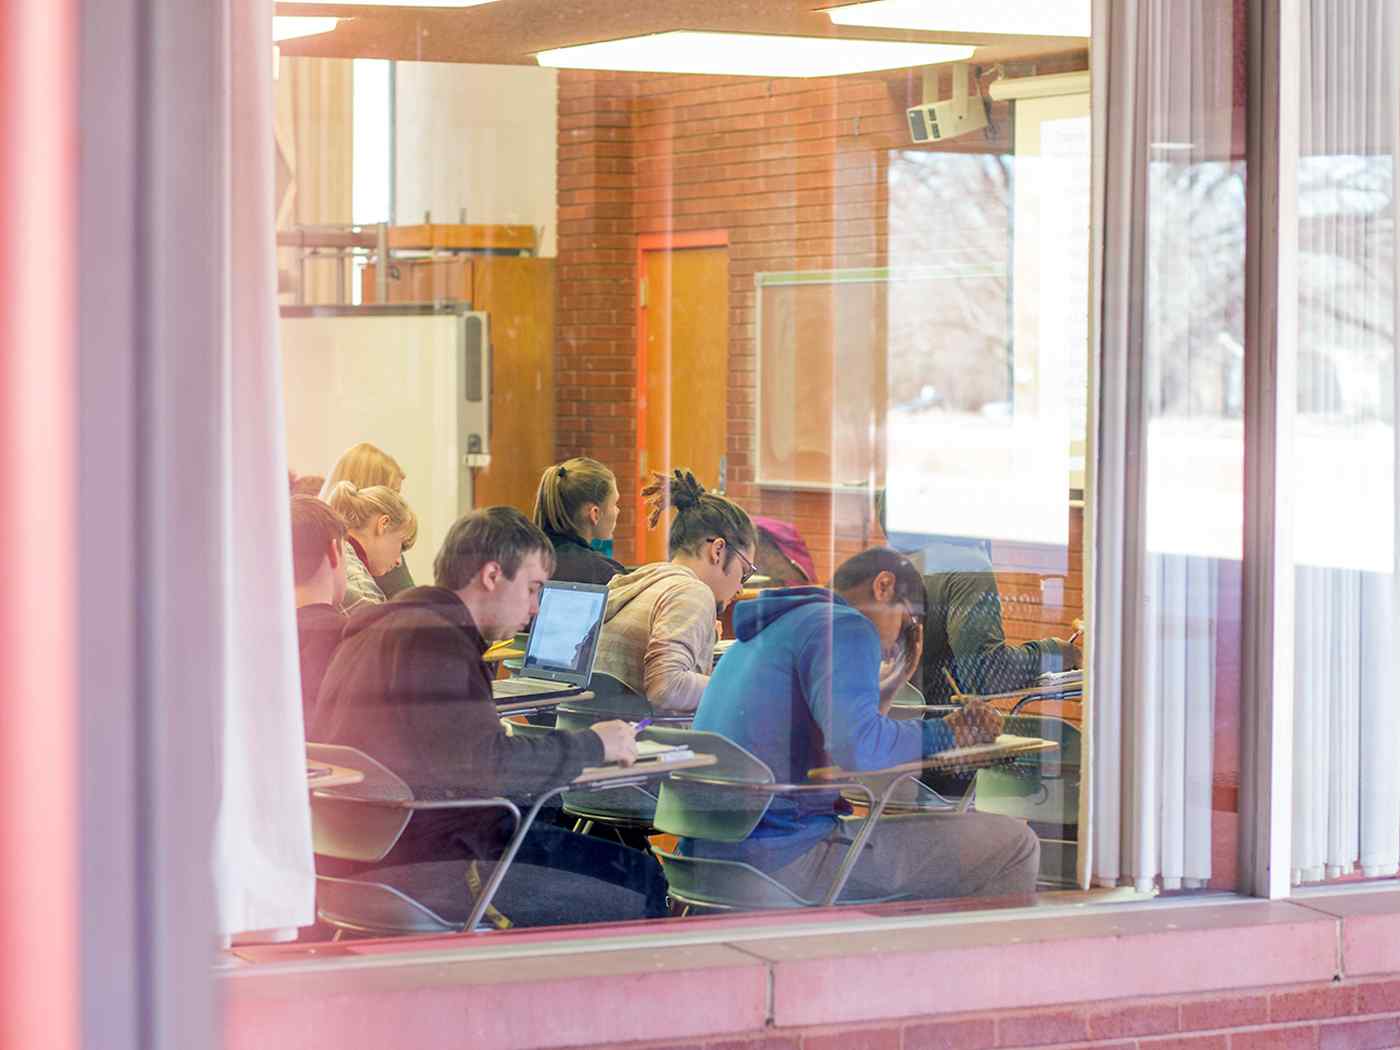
[492,580,608,702]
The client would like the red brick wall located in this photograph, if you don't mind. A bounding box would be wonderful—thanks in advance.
[555,67,1083,640]
[568,975,1400,1050]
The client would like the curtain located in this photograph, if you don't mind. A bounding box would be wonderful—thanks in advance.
[212,0,315,939]
[274,55,353,304]
[1091,0,1241,892]
[1289,0,1399,885]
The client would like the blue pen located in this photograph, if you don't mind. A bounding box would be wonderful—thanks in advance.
[633,718,653,731]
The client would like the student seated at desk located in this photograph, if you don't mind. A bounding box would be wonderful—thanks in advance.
[686,547,1040,903]
[289,495,349,727]
[532,456,625,585]
[325,481,418,615]
[875,490,1080,704]
[311,507,665,918]
[321,441,416,598]
[595,469,757,715]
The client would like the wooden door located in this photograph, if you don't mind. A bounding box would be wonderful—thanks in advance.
[639,244,729,565]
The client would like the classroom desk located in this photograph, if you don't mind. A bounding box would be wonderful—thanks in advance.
[306,761,364,789]
[811,734,1059,814]
[495,692,586,722]
[465,752,717,931]
[483,641,525,663]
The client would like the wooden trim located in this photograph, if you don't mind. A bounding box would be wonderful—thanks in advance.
[1240,0,1300,901]
[387,223,537,253]
[633,229,730,565]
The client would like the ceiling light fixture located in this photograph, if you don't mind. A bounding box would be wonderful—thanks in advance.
[272,16,341,42]
[826,0,1090,39]
[536,31,975,78]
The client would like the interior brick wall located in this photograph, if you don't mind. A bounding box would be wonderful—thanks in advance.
[555,67,1083,642]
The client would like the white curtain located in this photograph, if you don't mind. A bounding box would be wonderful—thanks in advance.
[1091,0,1239,892]
[1289,0,1399,885]
[211,0,315,937]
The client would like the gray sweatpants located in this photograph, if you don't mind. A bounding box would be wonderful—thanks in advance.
[770,812,1040,903]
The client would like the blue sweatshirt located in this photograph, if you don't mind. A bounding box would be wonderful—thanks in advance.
[682,587,955,872]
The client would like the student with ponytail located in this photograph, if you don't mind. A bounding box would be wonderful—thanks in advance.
[320,442,415,598]
[325,481,419,614]
[595,469,757,714]
[531,457,625,585]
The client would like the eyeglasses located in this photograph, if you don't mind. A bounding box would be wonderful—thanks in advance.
[899,598,926,630]
[708,537,757,584]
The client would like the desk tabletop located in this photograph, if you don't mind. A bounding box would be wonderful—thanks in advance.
[808,735,1058,782]
[574,753,715,784]
[306,762,364,789]
[484,642,526,664]
[496,692,588,719]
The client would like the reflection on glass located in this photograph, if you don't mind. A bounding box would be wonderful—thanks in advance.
[1289,0,1398,885]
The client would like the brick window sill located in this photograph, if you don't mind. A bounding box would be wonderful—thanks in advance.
[222,888,1400,1050]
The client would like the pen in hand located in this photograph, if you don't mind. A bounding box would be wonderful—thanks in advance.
[633,717,653,732]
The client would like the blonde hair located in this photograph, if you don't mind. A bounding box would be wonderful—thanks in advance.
[532,457,617,537]
[319,442,406,500]
[325,481,418,550]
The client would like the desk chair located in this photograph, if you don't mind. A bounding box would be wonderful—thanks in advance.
[547,673,693,838]
[307,743,522,936]
[975,710,1083,886]
[308,743,651,935]
[646,728,915,914]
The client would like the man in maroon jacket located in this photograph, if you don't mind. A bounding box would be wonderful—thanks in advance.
[313,507,657,918]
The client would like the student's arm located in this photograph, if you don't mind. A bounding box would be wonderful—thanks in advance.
[399,626,605,797]
[798,615,954,772]
[945,571,1076,694]
[640,580,716,714]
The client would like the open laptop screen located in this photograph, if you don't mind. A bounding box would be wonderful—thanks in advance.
[520,581,608,684]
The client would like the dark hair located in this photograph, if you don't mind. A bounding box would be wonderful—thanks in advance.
[290,495,347,585]
[832,547,926,620]
[532,457,616,537]
[643,469,756,566]
[434,506,556,590]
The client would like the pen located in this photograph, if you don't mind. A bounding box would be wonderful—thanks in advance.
[633,718,653,731]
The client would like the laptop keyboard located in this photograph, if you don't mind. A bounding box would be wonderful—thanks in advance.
[494,677,574,696]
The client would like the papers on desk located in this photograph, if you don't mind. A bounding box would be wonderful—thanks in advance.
[926,734,1055,771]
[636,739,696,764]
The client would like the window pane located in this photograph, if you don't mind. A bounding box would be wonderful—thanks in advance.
[270,7,1102,947]
[1290,0,1398,885]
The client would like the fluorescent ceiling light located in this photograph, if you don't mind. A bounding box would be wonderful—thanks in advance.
[827,0,1090,38]
[537,31,975,78]
[273,16,341,42]
[288,0,500,6]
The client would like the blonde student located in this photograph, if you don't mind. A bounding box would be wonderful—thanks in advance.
[531,456,625,585]
[325,482,418,614]
[595,469,757,715]
[320,442,414,597]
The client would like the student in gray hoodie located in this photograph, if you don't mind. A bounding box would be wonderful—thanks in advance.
[595,469,757,715]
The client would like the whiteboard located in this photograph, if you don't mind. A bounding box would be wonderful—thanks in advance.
[280,306,487,585]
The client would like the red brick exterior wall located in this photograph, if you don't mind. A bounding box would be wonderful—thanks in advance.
[569,976,1400,1050]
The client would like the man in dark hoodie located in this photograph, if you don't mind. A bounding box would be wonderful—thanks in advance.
[687,547,1040,904]
[312,507,661,915]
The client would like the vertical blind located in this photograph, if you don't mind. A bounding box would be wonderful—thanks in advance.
[1289,0,1399,885]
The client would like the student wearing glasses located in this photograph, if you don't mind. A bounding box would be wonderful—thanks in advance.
[686,547,1040,903]
[594,469,757,715]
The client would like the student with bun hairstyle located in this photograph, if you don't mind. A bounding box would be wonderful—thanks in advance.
[320,442,415,598]
[325,482,418,615]
[531,456,625,585]
[595,469,757,714]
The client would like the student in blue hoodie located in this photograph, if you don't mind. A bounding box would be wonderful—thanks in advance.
[687,547,1040,903]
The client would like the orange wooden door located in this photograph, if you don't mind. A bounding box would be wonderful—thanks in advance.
[639,245,729,565]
